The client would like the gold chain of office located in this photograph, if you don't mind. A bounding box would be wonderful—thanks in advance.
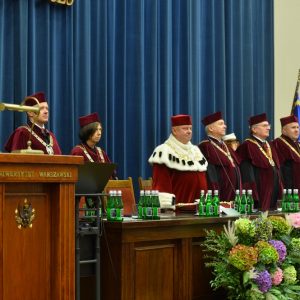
[245,138,275,166]
[49,0,74,6]
[278,137,300,159]
[77,145,105,163]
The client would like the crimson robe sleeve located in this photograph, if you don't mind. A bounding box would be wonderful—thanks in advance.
[70,146,84,156]
[4,128,30,152]
[280,160,293,189]
[152,163,173,194]
[49,132,62,155]
[206,164,219,191]
[239,159,259,202]
[272,137,300,190]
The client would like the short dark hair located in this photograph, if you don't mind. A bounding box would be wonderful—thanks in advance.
[79,122,101,143]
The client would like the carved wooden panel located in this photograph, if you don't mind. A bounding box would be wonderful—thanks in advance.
[3,192,50,300]
[135,243,175,300]
[0,154,82,300]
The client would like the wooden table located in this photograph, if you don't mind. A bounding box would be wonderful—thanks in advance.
[100,214,241,300]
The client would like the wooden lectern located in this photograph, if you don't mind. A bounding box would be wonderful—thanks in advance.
[0,154,83,300]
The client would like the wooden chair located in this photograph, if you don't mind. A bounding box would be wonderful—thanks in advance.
[104,177,136,216]
[138,176,153,191]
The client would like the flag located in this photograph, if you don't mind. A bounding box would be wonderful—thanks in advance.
[291,70,300,140]
[291,85,300,141]
[292,90,300,118]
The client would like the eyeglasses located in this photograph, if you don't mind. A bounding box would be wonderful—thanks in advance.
[256,124,271,129]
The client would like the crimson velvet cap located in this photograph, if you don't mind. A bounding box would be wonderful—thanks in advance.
[24,92,47,106]
[248,113,268,126]
[171,114,192,127]
[79,112,100,128]
[201,111,222,126]
[280,115,298,127]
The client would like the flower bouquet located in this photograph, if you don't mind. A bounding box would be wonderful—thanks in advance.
[202,212,300,299]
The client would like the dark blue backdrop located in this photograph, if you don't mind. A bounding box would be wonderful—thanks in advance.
[0,0,274,184]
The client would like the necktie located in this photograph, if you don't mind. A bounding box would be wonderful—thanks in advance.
[262,142,273,161]
[221,142,235,166]
[41,129,50,144]
[262,142,268,152]
[220,142,227,151]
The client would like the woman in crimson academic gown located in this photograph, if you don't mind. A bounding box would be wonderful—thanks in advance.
[71,112,117,178]
[71,112,117,213]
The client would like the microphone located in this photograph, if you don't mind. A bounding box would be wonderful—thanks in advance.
[0,102,40,113]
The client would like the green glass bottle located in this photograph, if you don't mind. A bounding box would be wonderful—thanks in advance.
[281,189,287,212]
[152,190,160,220]
[83,201,89,218]
[85,197,95,223]
[246,190,254,214]
[212,190,220,217]
[233,190,240,212]
[287,189,294,212]
[106,190,116,221]
[293,189,299,212]
[82,202,88,223]
[143,190,153,220]
[240,190,247,214]
[198,190,206,216]
[115,190,124,221]
[205,190,214,217]
[138,190,145,219]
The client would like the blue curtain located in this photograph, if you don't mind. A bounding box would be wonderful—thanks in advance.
[0,0,274,184]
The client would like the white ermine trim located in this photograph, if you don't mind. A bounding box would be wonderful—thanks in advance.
[148,134,207,172]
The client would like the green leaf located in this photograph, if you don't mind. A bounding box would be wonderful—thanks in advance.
[243,271,250,285]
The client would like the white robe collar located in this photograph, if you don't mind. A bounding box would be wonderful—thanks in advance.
[148,134,207,172]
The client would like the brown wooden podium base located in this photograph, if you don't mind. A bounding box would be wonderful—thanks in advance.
[0,154,83,300]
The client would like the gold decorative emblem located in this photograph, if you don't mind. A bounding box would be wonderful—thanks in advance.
[15,199,36,229]
[49,0,74,6]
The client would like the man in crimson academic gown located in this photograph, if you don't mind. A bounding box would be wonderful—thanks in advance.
[5,92,62,155]
[198,112,241,202]
[237,113,283,211]
[272,115,300,190]
[148,114,208,206]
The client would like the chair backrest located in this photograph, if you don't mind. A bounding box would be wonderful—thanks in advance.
[104,177,136,216]
[138,176,153,191]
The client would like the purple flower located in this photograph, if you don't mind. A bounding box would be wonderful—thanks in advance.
[255,270,272,293]
[269,240,287,262]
